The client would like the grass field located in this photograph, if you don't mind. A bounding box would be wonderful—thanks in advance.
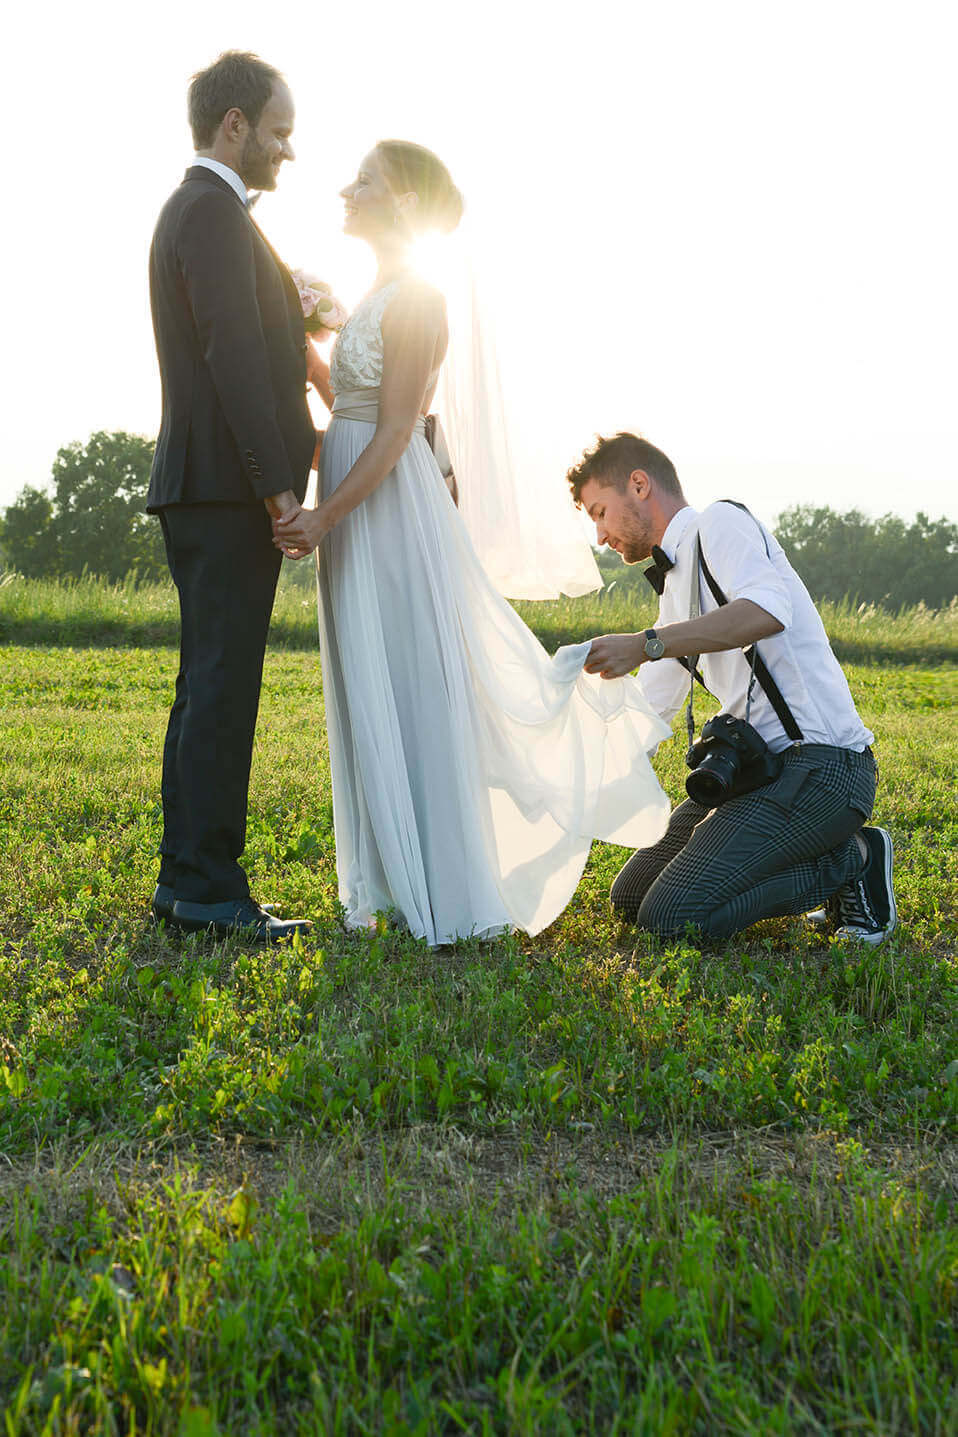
[0,575,955,1435]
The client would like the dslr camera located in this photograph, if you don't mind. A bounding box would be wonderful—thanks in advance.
[685,713,783,807]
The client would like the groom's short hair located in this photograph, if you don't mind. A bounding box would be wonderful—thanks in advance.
[566,433,683,505]
[188,51,283,149]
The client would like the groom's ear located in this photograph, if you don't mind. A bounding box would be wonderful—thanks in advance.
[222,106,248,143]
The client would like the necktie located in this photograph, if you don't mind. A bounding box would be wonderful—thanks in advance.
[642,545,674,596]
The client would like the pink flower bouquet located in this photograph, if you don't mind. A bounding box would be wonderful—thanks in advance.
[290,269,348,336]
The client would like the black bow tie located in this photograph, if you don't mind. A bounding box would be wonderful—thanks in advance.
[642,545,674,595]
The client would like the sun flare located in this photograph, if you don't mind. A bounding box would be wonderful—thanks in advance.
[407,231,461,292]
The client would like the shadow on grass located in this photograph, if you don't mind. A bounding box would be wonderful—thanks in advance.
[0,615,319,651]
[3,613,957,666]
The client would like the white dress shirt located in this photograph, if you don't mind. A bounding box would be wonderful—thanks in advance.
[638,503,874,754]
[190,156,249,207]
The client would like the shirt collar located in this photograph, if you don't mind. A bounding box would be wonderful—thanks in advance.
[658,504,698,564]
[191,156,249,207]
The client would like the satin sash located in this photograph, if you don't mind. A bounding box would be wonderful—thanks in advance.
[331,387,427,436]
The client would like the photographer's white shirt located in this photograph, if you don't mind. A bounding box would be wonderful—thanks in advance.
[638,503,874,754]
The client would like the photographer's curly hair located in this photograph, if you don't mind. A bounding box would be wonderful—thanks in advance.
[566,433,684,506]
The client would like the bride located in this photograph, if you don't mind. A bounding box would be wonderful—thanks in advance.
[274,141,671,945]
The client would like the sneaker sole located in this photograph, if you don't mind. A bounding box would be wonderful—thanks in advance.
[835,827,897,945]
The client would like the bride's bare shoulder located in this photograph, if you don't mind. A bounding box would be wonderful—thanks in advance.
[386,276,446,316]
[382,278,447,340]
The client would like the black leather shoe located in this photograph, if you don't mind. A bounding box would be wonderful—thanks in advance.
[170,897,312,944]
[152,886,277,929]
[151,884,177,923]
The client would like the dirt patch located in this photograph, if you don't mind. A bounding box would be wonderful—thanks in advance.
[1,1125,954,1239]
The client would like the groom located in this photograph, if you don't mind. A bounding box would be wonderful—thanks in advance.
[147,52,316,941]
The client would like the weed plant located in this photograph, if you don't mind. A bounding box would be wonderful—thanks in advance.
[0,593,955,1433]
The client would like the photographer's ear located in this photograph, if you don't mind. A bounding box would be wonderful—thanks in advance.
[628,468,653,502]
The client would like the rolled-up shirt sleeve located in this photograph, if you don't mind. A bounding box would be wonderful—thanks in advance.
[637,655,690,726]
[696,503,793,630]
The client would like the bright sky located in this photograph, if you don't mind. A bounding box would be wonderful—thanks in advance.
[4,0,956,531]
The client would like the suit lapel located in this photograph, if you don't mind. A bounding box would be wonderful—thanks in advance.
[248,214,302,312]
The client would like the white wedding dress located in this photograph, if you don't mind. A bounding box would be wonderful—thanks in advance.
[316,282,672,945]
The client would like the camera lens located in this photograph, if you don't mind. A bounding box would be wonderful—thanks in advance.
[685,751,737,806]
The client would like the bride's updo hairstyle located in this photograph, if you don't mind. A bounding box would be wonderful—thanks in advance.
[377,141,464,235]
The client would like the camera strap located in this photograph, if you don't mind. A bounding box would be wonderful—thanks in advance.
[695,504,804,743]
[683,548,762,746]
[684,541,704,753]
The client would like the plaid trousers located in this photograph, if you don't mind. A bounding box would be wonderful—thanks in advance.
[611,744,877,942]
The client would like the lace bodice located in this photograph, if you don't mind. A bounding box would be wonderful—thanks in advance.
[329,282,399,394]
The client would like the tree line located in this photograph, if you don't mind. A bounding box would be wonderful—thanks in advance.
[2,431,956,610]
[0,432,166,583]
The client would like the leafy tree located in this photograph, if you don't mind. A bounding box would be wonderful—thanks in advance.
[590,504,957,611]
[51,431,164,581]
[0,486,56,578]
[775,505,958,610]
[0,431,167,582]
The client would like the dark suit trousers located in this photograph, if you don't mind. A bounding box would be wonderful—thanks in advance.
[157,504,282,901]
[610,744,877,942]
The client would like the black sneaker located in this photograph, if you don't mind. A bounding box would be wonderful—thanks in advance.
[833,827,897,945]
[805,892,842,931]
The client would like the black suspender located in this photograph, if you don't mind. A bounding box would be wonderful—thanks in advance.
[692,504,804,744]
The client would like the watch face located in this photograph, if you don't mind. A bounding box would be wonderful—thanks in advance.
[645,634,665,659]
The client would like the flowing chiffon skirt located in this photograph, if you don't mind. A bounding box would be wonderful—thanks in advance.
[317,415,672,946]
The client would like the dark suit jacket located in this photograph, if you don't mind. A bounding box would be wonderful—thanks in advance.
[147,166,315,511]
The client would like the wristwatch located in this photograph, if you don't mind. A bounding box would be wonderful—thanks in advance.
[643,628,666,661]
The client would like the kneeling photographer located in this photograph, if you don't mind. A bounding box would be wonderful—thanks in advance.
[569,432,897,946]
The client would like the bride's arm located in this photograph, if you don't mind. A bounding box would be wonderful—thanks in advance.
[305,338,334,410]
[275,284,446,552]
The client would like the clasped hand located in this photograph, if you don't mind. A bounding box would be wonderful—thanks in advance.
[270,504,329,560]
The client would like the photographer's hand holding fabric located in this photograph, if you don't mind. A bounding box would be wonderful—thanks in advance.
[585,599,782,679]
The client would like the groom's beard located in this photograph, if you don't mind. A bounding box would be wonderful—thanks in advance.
[240,132,280,192]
